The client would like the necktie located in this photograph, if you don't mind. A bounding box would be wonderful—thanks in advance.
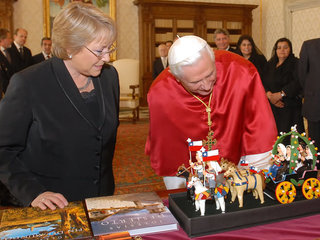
[4,49,11,64]
[47,55,51,59]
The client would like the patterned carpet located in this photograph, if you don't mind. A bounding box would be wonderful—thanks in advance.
[113,119,166,195]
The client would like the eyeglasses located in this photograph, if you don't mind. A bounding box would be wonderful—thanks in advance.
[84,44,116,60]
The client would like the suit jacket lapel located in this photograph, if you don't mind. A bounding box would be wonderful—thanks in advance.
[0,51,10,66]
[50,57,104,131]
[11,44,23,61]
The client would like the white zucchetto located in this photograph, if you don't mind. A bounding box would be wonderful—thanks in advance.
[168,35,207,66]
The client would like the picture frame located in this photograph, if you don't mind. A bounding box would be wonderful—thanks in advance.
[43,0,116,59]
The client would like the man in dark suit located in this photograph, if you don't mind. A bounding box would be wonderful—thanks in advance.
[299,38,320,150]
[7,28,33,74]
[32,37,52,64]
[0,28,14,95]
[213,28,236,52]
[152,43,168,79]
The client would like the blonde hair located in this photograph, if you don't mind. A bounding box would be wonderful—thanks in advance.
[52,2,116,59]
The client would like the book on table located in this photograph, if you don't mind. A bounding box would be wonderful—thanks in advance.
[85,191,178,237]
[0,201,92,240]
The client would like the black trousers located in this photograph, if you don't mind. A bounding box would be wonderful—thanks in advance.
[307,120,320,150]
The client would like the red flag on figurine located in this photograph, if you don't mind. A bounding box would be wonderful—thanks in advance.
[188,140,203,152]
[202,149,219,162]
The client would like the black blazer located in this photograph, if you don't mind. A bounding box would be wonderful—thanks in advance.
[153,58,166,80]
[0,51,14,93]
[299,38,320,121]
[7,44,33,73]
[0,57,119,206]
[32,52,46,64]
[228,46,236,53]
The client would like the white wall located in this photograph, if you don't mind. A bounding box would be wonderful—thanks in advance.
[13,0,43,55]
[11,0,320,60]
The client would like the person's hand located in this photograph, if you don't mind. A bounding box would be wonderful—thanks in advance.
[267,92,282,105]
[31,191,68,210]
[267,91,284,108]
[273,100,284,108]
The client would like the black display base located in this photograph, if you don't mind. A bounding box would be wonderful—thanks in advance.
[168,190,320,238]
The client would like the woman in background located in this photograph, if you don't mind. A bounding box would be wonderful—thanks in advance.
[0,2,119,210]
[263,38,304,134]
[236,35,267,78]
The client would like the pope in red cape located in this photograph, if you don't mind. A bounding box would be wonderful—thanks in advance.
[145,36,277,187]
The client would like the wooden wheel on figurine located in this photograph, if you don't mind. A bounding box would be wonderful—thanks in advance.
[302,178,320,200]
[275,181,296,204]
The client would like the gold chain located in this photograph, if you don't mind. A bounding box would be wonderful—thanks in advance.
[186,90,213,130]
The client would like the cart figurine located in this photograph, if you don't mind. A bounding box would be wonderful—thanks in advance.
[264,125,320,204]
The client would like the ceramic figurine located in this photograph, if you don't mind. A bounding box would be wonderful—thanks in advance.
[262,126,320,204]
[176,164,195,201]
[204,160,227,213]
[189,151,205,182]
[224,163,264,208]
[187,176,210,216]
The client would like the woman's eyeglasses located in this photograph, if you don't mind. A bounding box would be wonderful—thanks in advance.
[84,44,116,60]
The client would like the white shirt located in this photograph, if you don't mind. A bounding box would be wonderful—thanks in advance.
[42,51,52,59]
[161,56,167,69]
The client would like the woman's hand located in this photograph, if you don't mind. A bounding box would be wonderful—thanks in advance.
[266,91,284,108]
[31,191,68,210]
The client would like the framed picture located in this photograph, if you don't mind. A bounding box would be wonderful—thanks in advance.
[43,0,116,37]
[43,0,116,60]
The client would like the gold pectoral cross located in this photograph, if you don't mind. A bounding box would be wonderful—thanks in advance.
[203,130,217,150]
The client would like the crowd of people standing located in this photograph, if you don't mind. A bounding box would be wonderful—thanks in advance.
[0,28,52,98]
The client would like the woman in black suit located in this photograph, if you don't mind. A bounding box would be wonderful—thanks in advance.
[235,35,267,78]
[263,38,304,134]
[0,2,119,210]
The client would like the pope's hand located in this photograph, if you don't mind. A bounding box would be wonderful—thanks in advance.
[31,191,68,210]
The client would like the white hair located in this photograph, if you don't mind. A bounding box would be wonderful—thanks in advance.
[168,35,215,79]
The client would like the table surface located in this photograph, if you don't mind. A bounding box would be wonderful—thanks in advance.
[145,189,320,240]
[141,213,320,240]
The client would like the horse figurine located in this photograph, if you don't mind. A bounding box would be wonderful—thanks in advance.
[176,164,195,201]
[224,163,264,208]
[187,176,211,216]
[220,158,244,203]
